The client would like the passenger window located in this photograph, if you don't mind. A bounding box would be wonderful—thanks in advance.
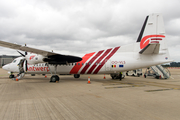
[78,63,80,65]
[89,63,91,65]
[82,63,84,65]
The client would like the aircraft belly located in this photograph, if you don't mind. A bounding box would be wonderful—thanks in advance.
[56,65,74,74]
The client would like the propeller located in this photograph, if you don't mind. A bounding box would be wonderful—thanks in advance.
[17,44,27,57]
[17,51,25,57]
[25,43,27,55]
[24,59,28,71]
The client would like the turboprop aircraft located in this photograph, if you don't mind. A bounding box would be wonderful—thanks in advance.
[1,13,173,82]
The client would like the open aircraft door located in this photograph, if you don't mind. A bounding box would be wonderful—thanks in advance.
[18,59,25,73]
[16,58,26,79]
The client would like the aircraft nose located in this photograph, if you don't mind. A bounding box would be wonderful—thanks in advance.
[2,64,9,71]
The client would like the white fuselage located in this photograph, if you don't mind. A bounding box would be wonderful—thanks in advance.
[3,43,171,75]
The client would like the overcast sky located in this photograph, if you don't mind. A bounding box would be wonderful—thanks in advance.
[0,0,180,61]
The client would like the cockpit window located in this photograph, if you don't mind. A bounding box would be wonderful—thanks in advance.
[12,60,17,63]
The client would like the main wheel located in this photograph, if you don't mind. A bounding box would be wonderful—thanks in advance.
[50,75,59,82]
[74,74,80,78]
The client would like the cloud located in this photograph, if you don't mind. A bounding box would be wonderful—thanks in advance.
[0,0,180,61]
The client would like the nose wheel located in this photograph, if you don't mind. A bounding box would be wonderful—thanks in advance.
[50,75,59,82]
[9,74,15,79]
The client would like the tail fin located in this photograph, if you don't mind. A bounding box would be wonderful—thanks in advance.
[137,13,167,54]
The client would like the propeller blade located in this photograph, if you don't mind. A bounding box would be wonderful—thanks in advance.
[17,51,25,57]
[25,44,27,55]
[25,60,28,71]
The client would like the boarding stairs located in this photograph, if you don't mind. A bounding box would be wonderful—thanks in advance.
[145,65,170,79]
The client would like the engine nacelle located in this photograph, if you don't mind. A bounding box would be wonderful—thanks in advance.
[26,54,46,65]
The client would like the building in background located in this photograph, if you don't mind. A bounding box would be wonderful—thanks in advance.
[170,62,180,67]
[0,55,20,67]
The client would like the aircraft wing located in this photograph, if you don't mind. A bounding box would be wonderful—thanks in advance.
[0,40,82,64]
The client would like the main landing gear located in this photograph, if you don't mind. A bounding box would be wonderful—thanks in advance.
[47,65,81,82]
[74,74,80,78]
[48,64,60,83]
[50,75,59,82]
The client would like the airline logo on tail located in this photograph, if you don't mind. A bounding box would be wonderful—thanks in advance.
[140,35,165,49]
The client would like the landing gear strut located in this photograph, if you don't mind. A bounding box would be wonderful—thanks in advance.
[47,64,60,83]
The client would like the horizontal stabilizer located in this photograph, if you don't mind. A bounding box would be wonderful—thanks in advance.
[139,43,160,54]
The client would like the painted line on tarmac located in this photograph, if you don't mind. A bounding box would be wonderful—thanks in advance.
[102,82,135,86]
[172,88,180,90]
[105,85,145,89]
[145,88,180,92]
[145,89,171,92]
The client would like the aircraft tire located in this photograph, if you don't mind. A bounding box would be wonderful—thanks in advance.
[156,76,160,79]
[9,74,15,79]
[50,75,59,82]
[74,74,80,78]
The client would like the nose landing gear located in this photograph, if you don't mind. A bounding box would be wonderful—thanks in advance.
[9,74,15,79]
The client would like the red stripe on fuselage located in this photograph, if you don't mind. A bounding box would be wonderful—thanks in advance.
[70,52,95,74]
[87,48,112,74]
[80,50,104,74]
[93,46,120,74]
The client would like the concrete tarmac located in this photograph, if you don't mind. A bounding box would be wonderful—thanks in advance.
[0,68,180,120]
